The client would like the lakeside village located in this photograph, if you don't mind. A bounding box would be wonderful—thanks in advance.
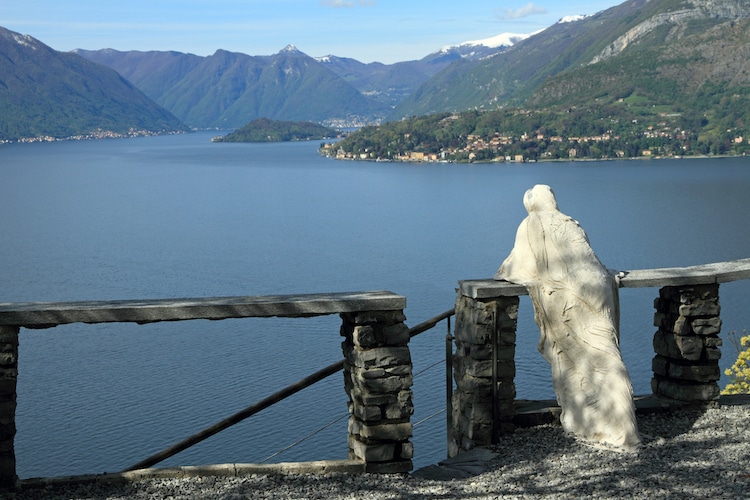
[0,128,184,145]
[322,121,750,163]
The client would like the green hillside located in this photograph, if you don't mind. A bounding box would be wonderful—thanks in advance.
[328,0,750,162]
[328,101,749,162]
[391,0,750,121]
[0,27,187,141]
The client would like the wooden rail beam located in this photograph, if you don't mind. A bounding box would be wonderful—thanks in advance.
[0,291,406,329]
[458,258,750,298]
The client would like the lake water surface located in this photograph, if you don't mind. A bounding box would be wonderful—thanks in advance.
[2,132,750,478]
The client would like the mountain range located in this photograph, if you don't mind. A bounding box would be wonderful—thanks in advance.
[392,0,750,121]
[73,33,527,130]
[2,0,750,142]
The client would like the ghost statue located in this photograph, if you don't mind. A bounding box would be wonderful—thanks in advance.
[495,184,640,451]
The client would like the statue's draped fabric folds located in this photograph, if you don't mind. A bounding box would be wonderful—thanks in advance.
[495,184,640,451]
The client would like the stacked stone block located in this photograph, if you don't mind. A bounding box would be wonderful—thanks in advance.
[340,310,413,473]
[0,326,18,489]
[449,294,518,457]
[652,284,722,401]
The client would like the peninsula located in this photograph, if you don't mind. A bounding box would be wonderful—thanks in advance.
[214,118,340,143]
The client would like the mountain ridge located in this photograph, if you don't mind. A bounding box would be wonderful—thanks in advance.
[76,46,386,128]
[73,33,524,129]
[0,26,187,141]
[6,0,749,142]
[328,0,750,162]
[391,0,750,119]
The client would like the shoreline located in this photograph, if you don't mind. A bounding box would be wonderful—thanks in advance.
[0,129,187,145]
[321,151,748,165]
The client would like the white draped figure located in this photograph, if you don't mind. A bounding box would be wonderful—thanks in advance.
[495,184,640,451]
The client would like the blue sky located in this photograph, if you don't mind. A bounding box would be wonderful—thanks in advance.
[1,1,622,63]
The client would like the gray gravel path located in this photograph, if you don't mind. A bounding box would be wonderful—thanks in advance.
[10,405,750,499]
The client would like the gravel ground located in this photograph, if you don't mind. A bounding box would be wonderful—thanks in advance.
[9,405,750,499]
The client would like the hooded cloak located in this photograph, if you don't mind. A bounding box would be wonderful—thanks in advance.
[495,184,640,451]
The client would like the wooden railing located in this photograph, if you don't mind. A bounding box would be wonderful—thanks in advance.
[3,259,750,488]
[458,258,750,297]
[450,258,750,455]
[0,291,413,488]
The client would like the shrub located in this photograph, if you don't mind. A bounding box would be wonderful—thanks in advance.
[722,329,750,395]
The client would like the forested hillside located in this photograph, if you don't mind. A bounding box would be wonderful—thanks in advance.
[327,103,749,162]
[392,0,750,120]
[330,0,750,162]
[215,118,338,142]
[0,27,186,141]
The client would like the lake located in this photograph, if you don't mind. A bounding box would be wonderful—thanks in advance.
[2,132,750,478]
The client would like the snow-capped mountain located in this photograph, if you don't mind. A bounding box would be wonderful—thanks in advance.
[435,32,531,60]
[558,15,589,24]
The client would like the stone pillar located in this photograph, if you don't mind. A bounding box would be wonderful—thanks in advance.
[0,326,18,490]
[449,294,518,457]
[652,284,722,401]
[340,310,413,473]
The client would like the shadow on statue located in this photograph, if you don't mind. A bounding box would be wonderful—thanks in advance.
[495,184,641,452]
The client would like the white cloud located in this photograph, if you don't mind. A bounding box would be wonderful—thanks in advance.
[321,0,375,7]
[495,2,547,20]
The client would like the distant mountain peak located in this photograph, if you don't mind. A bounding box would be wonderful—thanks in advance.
[280,44,303,54]
[448,32,530,50]
[436,32,530,60]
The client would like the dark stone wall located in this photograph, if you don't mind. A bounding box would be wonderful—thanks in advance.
[652,284,722,401]
[449,295,518,457]
[0,326,18,489]
[340,310,414,473]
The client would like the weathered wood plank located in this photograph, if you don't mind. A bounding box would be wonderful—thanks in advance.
[617,258,750,288]
[0,291,406,328]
